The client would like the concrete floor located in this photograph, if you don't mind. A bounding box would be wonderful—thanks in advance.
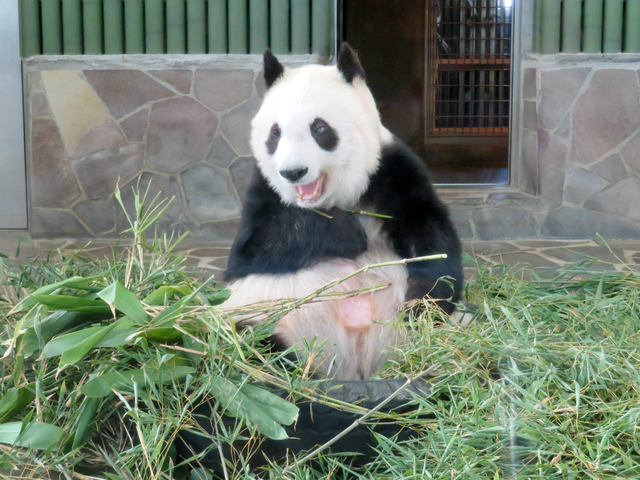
[1,231,640,278]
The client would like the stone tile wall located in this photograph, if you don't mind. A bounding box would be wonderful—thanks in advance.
[22,55,640,242]
[521,56,640,239]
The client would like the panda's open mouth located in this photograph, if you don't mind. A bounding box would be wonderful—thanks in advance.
[296,173,326,203]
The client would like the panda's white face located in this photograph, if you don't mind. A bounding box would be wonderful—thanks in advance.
[251,63,392,209]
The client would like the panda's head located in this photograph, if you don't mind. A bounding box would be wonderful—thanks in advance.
[250,43,392,209]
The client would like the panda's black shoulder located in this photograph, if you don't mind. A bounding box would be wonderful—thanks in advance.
[361,138,450,223]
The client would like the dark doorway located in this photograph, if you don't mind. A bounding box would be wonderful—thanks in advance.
[343,0,512,184]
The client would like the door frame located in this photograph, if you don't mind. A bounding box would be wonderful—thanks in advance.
[0,0,28,229]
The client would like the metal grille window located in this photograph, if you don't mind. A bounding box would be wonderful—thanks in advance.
[427,0,512,136]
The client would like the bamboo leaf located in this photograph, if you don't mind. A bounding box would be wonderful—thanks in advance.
[10,276,101,314]
[80,366,195,398]
[72,397,101,450]
[98,282,148,324]
[0,421,63,450]
[144,285,192,306]
[59,323,117,368]
[43,318,138,358]
[0,385,36,424]
[30,295,111,315]
[240,384,299,426]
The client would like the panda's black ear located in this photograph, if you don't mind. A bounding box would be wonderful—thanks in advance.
[264,49,285,89]
[337,42,365,84]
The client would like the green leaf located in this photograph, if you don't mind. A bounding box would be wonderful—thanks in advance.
[241,384,299,426]
[208,289,231,306]
[43,317,138,358]
[59,323,117,368]
[208,377,298,440]
[81,366,195,398]
[10,276,100,314]
[0,422,63,450]
[98,282,148,324]
[21,310,97,357]
[72,397,100,450]
[0,385,36,424]
[144,285,192,306]
[30,295,111,315]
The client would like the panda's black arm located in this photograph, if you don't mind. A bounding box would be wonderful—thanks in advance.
[362,141,464,314]
[225,167,368,280]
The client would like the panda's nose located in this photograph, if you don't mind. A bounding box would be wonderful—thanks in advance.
[279,167,308,183]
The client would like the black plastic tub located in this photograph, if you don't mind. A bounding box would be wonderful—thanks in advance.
[175,378,433,477]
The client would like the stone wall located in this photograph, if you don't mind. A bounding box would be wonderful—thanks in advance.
[23,54,640,242]
[24,55,314,243]
[521,55,640,239]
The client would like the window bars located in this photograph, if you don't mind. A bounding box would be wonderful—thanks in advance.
[427,0,512,136]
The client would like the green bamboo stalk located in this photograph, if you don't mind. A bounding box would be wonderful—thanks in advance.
[166,0,186,53]
[311,0,331,56]
[533,0,543,52]
[603,0,623,53]
[583,0,604,53]
[561,0,582,53]
[540,0,561,54]
[208,0,227,53]
[145,0,164,54]
[228,0,248,53]
[125,0,144,54]
[270,0,289,54]
[42,0,62,54]
[250,0,268,53]
[291,0,310,54]
[62,0,82,54]
[83,0,103,54]
[187,0,206,53]
[626,0,640,52]
[104,0,124,54]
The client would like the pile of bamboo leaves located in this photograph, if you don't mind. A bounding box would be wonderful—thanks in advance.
[1,186,640,479]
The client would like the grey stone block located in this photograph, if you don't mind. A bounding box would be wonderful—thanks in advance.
[541,205,640,238]
[447,206,473,239]
[255,70,267,98]
[120,109,149,142]
[590,153,627,182]
[229,156,257,202]
[523,101,537,130]
[564,167,607,205]
[472,208,536,240]
[538,129,567,210]
[523,68,536,100]
[147,97,218,174]
[73,198,116,235]
[570,69,640,165]
[181,164,242,222]
[31,91,50,118]
[621,130,640,172]
[197,218,242,245]
[539,68,590,130]
[520,128,538,195]
[149,69,193,94]
[31,208,91,238]
[583,176,640,222]
[84,70,175,120]
[221,97,261,156]
[74,144,144,200]
[194,69,254,112]
[205,135,238,168]
[31,118,82,209]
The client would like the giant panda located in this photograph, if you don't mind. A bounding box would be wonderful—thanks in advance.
[222,43,463,381]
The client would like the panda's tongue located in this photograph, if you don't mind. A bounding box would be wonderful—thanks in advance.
[296,174,325,201]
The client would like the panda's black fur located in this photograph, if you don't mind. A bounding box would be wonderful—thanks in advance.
[225,141,463,314]
[222,43,463,379]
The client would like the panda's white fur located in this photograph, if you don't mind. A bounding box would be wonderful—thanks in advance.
[223,45,463,381]
[250,64,393,210]
[223,216,407,380]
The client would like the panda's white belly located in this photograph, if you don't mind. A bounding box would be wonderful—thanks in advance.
[222,217,408,380]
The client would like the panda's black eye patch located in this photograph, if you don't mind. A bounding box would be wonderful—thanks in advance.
[310,118,338,152]
[266,123,281,155]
